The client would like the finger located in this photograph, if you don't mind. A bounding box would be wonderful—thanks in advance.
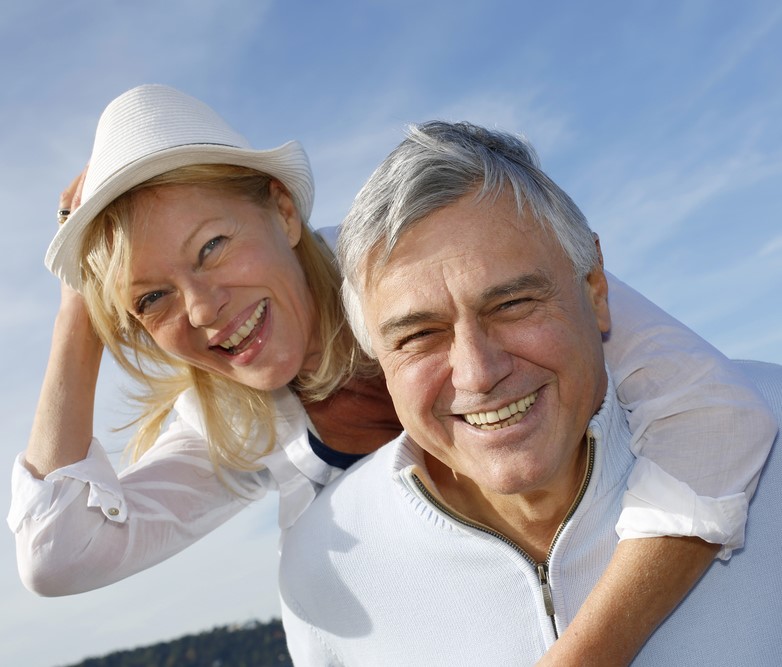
[72,164,88,210]
[59,164,89,211]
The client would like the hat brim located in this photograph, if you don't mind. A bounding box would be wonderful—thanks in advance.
[45,141,314,291]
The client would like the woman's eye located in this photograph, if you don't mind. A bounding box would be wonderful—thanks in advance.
[200,235,227,263]
[135,290,166,315]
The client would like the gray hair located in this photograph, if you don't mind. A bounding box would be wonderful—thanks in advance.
[337,120,599,356]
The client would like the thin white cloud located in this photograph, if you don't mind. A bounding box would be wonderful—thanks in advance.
[679,5,782,111]
[758,233,782,257]
[576,104,782,278]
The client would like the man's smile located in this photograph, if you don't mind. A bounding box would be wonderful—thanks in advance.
[462,391,538,431]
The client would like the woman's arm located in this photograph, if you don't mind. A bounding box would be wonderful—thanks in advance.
[538,538,718,666]
[538,272,776,665]
[24,171,99,477]
[24,284,102,477]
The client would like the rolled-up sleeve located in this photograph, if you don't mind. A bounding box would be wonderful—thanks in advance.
[616,457,748,560]
[8,440,127,531]
[604,273,777,557]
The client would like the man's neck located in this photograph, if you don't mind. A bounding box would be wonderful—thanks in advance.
[424,442,590,563]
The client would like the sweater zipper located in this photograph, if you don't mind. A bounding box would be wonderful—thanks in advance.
[411,435,595,640]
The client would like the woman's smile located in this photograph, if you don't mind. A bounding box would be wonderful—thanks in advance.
[212,298,269,356]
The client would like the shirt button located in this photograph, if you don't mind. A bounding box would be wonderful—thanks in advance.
[107,507,120,517]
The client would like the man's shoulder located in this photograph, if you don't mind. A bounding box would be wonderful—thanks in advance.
[279,434,418,611]
[285,435,404,540]
[732,359,782,439]
[734,359,782,407]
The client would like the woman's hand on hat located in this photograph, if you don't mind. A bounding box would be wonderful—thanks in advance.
[57,166,88,226]
[56,165,98,331]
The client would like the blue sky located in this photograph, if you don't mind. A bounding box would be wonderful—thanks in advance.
[1,2,781,665]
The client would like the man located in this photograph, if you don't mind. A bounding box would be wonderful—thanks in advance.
[280,121,782,665]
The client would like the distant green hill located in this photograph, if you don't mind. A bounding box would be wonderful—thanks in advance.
[63,618,292,667]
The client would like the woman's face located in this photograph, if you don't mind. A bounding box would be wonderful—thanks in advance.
[125,181,321,391]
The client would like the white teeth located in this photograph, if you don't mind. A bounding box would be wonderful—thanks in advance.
[218,301,266,350]
[463,392,538,430]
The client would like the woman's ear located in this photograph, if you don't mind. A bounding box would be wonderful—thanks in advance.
[270,180,302,247]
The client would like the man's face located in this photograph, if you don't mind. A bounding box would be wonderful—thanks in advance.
[361,188,611,499]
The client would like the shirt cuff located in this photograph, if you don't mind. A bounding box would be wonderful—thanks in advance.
[6,440,127,532]
[616,456,748,561]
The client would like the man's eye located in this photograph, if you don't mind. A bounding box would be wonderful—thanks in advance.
[498,297,530,311]
[135,290,166,315]
[398,330,435,348]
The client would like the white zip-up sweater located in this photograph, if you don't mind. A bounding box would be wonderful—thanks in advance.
[279,361,782,666]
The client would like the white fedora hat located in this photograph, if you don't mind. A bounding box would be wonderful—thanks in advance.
[46,83,314,290]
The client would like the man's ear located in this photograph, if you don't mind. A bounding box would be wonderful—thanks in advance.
[587,234,611,334]
[270,180,302,247]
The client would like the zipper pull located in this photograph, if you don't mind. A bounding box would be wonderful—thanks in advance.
[537,563,555,618]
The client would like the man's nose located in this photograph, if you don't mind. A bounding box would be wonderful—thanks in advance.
[184,279,229,329]
[449,327,513,394]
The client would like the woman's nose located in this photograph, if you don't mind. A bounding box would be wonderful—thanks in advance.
[184,280,229,329]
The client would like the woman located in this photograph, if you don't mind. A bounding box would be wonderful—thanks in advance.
[10,84,775,664]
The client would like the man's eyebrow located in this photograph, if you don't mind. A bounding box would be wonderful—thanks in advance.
[479,271,553,303]
[378,311,442,339]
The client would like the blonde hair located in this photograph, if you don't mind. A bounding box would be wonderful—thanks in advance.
[79,164,377,471]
